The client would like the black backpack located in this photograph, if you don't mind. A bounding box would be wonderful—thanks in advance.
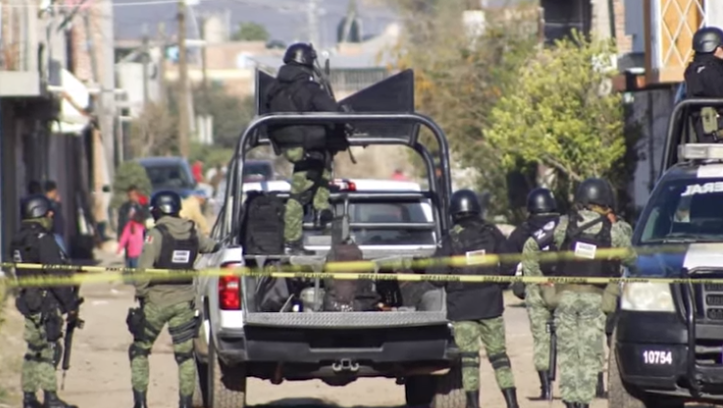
[241,191,285,255]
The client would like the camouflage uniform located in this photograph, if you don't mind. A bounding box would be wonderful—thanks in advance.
[130,216,218,404]
[524,285,552,372]
[22,312,61,393]
[283,147,331,243]
[454,317,515,391]
[522,210,637,405]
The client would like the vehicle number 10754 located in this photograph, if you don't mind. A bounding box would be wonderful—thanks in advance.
[642,350,673,365]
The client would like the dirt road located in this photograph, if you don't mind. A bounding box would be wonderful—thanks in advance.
[0,250,713,408]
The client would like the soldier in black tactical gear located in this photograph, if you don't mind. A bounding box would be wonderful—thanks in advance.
[428,190,518,408]
[265,42,348,255]
[11,195,79,408]
[685,26,723,141]
[505,187,560,400]
[128,191,219,408]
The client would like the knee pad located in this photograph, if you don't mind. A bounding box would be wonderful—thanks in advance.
[460,351,480,368]
[488,352,511,370]
[128,344,151,361]
[174,351,194,365]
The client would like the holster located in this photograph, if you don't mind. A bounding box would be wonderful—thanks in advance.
[126,307,146,341]
[43,312,63,342]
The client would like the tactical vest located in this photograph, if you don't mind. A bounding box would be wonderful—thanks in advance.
[448,222,499,291]
[152,224,199,285]
[556,214,618,284]
[10,224,47,315]
[266,80,327,150]
[685,59,723,142]
[527,217,560,276]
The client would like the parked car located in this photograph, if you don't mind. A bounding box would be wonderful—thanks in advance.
[136,156,198,198]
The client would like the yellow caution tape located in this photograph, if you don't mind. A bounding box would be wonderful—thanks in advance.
[0,243,712,288]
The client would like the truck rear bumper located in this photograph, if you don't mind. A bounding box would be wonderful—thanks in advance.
[216,324,458,380]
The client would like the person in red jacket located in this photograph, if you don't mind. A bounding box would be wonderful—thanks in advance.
[192,161,204,183]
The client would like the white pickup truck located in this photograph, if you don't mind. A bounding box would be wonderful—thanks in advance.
[192,177,462,408]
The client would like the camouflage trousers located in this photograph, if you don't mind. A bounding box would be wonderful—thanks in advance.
[22,313,60,393]
[283,147,331,243]
[129,301,197,397]
[555,291,605,404]
[525,285,552,371]
[453,317,515,392]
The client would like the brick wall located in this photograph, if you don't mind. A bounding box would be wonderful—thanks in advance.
[612,0,632,54]
[70,8,108,84]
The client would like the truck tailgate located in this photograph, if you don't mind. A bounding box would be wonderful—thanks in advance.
[243,311,448,328]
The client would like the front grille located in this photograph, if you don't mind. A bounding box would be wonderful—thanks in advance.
[690,271,723,322]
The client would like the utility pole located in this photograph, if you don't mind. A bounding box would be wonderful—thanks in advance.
[177,0,190,158]
[199,14,208,100]
[158,22,167,101]
[142,23,150,106]
[307,0,320,47]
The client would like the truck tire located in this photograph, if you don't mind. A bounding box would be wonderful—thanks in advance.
[608,328,646,408]
[431,366,466,408]
[405,375,435,406]
[207,337,247,408]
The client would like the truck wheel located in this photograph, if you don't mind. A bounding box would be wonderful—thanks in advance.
[405,375,435,406]
[608,328,644,408]
[207,337,247,408]
[431,366,466,408]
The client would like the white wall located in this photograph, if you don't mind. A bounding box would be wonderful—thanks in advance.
[116,62,161,117]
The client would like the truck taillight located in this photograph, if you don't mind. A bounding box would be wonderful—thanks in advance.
[331,179,356,191]
[219,263,242,310]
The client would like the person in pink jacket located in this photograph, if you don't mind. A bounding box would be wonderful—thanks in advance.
[117,211,146,268]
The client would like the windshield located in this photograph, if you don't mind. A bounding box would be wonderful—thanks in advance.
[144,164,195,190]
[243,162,273,182]
[332,201,435,246]
[639,177,723,244]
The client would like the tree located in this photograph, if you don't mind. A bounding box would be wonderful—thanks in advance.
[111,161,152,209]
[128,101,178,157]
[486,32,630,203]
[193,83,256,149]
[383,1,540,219]
[232,22,270,42]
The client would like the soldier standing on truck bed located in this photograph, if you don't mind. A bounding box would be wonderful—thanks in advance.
[11,195,80,408]
[522,178,637,408]
[428,189,519,408]
[684,26,723,141]
[127,191,220,408]
[505,187,560,400]
[265,42,349,255]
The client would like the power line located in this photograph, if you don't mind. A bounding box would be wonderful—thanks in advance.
[4,0,198,9]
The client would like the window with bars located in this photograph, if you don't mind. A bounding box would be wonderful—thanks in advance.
[328,68,389,94]
[540,0,592,44]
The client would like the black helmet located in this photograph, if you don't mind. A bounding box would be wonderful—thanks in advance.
[693,27,723,54]
[526,188,557,215]
[574,178,615,209]
[450,189,482,218]
[21,194,52,220]
[150,190,182,219]
[283,42,317,67]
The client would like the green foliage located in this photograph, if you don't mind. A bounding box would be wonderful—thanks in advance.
[232,22,270,42]
[111,161,152,209]
[487,32,626,203]
[192,84,255,149]
[189,143,234,168]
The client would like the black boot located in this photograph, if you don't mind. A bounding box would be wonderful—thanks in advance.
[179,395,192,408]
[577,404,590,408]
[132,390,148,408]
[465,391,480,408]
[23,392,42,408]
[284,240,311,256]
[537,370,551,400]
[314,209,334,229]
[595,371,607,398]
[42,391,77,408]
[562,401,576,408]
[501,388,519,408]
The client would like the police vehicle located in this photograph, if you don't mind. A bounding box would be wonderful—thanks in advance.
[191,69,464,408]
[610,98,723,408]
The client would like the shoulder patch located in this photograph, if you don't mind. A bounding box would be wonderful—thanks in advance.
[145,234,154,244]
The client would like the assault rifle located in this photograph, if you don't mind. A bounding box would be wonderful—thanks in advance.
[61,296,85,390]
[547,318,557,402]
